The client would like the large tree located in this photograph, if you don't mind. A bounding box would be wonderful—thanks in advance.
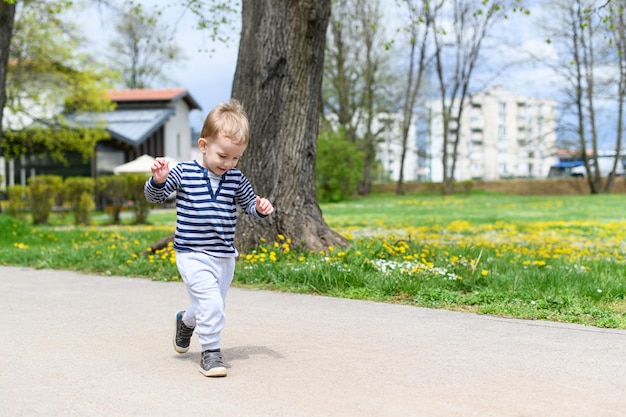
[0,0,17,154]
[232,0,349,253]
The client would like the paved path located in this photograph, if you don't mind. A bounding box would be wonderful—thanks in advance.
[1,266,626,417]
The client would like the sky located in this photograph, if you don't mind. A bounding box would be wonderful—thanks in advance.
[78,1,558,132]
[75,1,617,149]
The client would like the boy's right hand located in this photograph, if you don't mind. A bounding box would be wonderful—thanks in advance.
[151,157,170,184]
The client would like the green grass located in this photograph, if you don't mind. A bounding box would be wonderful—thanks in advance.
[320,192,626,225]
[1,191,625,328]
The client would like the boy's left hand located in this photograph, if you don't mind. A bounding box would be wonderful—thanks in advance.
[256,196,274,215]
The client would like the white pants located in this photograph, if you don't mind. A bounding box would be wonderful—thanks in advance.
[176,251,235,351]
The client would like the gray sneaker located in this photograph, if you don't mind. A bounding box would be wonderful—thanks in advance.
[174,310,194,353]
[199,349,227,377]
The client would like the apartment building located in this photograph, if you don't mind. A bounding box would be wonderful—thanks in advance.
[423,86,557,182]
[374,112,421,182]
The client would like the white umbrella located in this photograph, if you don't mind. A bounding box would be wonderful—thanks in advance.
[113,154,179,175]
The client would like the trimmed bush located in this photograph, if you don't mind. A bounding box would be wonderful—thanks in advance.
[76,192,95,225]
[6,185,30,218]
[316,129,364,202]
[62,177,95,225]
[123,174,154,224]
[28,175,63,225]
[97,175,126,224]
[456,180,474,195]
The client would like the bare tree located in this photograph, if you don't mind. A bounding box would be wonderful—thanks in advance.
[606,0,626,191]
[574,0,601,191]
[543,0,623,193]
[322,0,395,195]
[430,0,522,194]
[232,0,349,253]
[108,5,185,88]
[394,0,435,194]
[322,0,360,143]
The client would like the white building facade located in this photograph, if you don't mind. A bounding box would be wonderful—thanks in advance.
[374,113,421,182]
[422,86,557,182]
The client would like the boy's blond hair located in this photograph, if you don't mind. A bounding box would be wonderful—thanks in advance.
[200,98,249,145]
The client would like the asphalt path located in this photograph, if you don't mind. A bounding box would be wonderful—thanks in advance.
[1,266,626,417]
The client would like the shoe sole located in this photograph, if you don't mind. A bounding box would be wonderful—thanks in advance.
[174,311,190,354]
[174,342,189,354]
[199,366,227,377]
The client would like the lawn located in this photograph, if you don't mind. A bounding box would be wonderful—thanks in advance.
[1,191,625,328]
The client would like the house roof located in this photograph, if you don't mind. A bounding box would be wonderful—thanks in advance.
[65,108,175,146]
[64,87,200,148]
[108,88,202,111]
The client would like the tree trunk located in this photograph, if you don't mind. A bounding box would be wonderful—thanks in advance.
[0,1,17,152]
[358,142,374,195]
[231,0,349,254]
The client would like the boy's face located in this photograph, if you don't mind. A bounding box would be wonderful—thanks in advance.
[198,133,247,176]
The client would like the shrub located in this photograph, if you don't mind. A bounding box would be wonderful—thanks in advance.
[123,174,153,224]
[28,175,63,225]
[97,175,126,224]
[6,185,30,218]
[62,177,95,225]
[456,180,474,195]
[77,192,95,225]
[316,129,363,202]
[422,182,443,195]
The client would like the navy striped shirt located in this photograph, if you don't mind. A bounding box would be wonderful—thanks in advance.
[144,160,265,256]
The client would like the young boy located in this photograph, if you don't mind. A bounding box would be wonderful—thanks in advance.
[144,99,274,377]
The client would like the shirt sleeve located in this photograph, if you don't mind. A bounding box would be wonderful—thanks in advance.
[236,174,267,218]
[144,164,182,204]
